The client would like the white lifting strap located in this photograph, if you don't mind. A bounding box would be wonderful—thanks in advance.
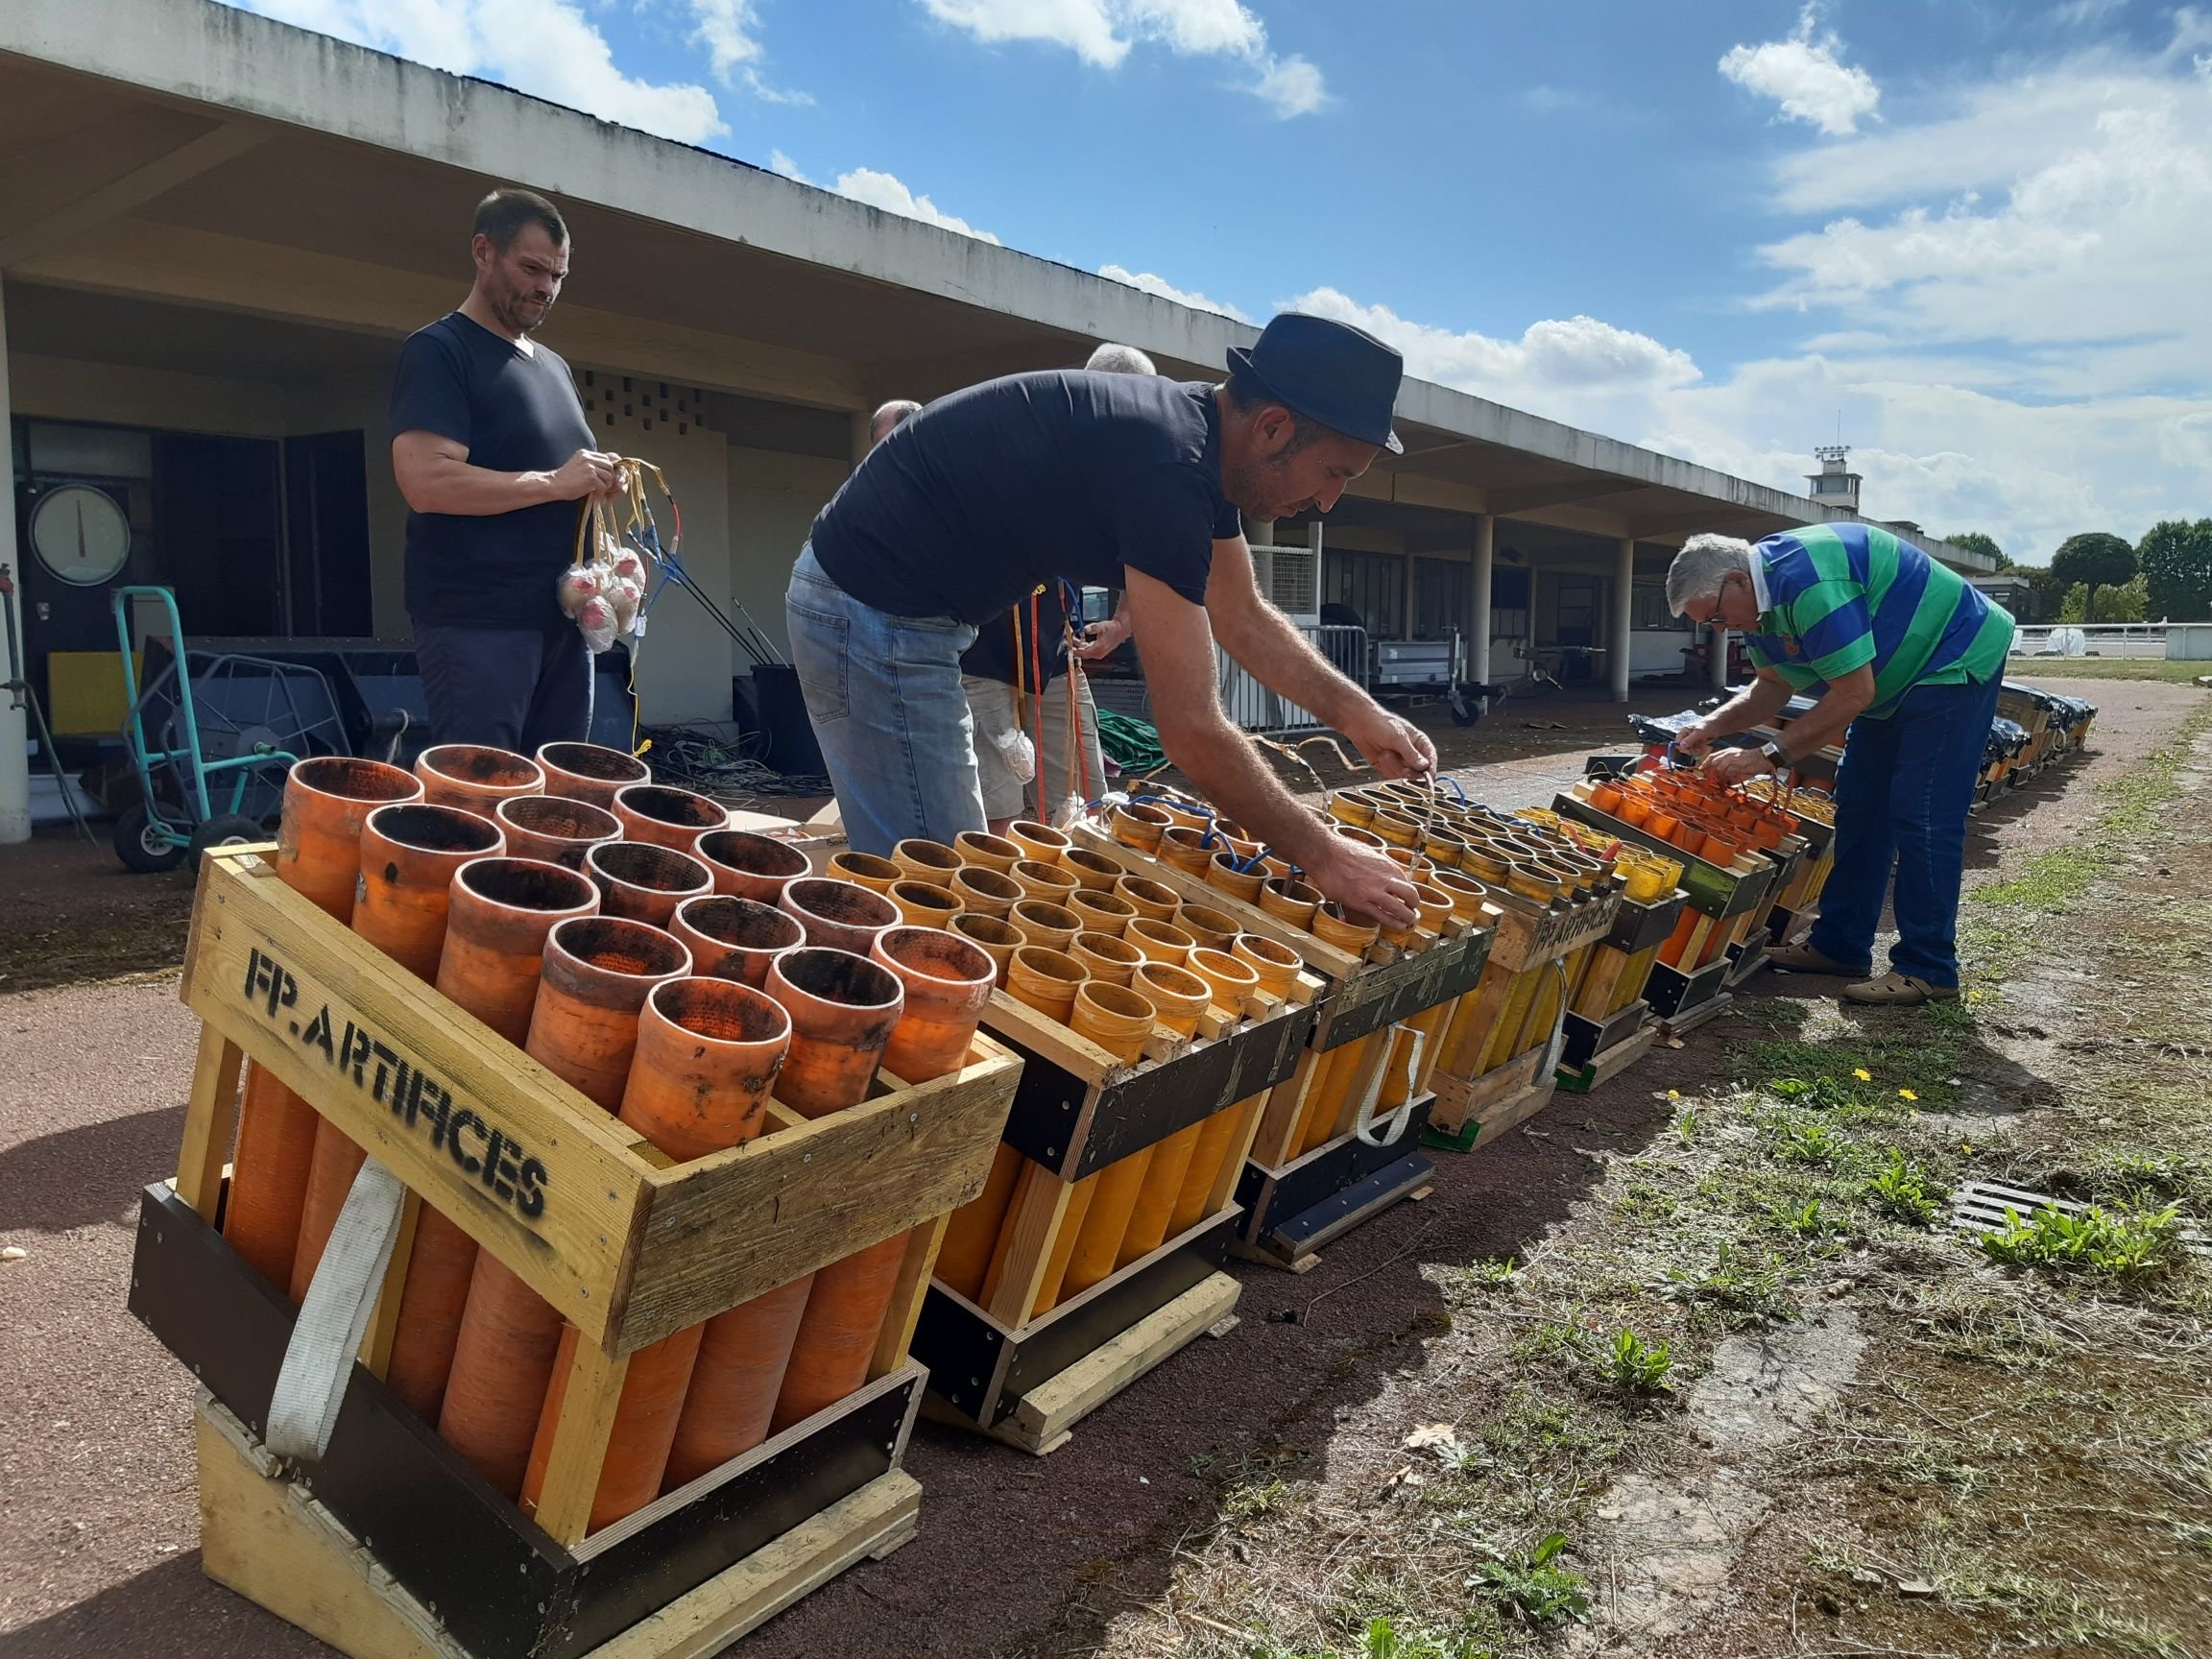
[1350,1020,1427,1148]
[264,1157,408,1461]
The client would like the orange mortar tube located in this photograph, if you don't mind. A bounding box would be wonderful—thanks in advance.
[520,977,791,1531]
[1116,1119,1206,1268]
[937,1143,1023,1302]
[289,804,504,1304]
[383,858,598,1423]
[437,918,689,1498]
[222,757,420,1291]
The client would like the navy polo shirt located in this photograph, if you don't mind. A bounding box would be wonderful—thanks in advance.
[809,371,1240,624]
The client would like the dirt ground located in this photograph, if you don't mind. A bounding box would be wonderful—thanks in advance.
[0,672,2198,1658]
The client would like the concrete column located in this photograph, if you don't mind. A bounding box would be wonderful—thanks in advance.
[1611,536,1634,704]
[1470,513,1494,694]
[1400,552,1416,641]
[1243,516,1275,546]
[1711,624,1732,693]
[848,409,873,468]
[0,278,30,845]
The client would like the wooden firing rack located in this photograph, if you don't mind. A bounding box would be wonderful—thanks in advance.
[138,846,1024,1659]
[1066,822,1500,1051]
[979,975,1317,1181]
[1553,786,1792,922]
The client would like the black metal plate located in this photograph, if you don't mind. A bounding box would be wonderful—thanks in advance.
[1646,957,1731,1018]
[998,1003,1316,1179]
[907,1285,1011,1422]
[1310,929,1493,1051]
[1265,1145,1433,1256]
[1603,892,1688,955]
[1238,1096,1435,1231]
[553,1380,912,1656]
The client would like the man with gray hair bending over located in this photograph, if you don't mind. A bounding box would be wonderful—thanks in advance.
[1665,523,2012,1007]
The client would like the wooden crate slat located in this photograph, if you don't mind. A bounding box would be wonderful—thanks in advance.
[625,1037,1020,1351]
[186,854,646,1347]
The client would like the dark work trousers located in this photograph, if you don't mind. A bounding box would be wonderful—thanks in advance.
[414,621,593,753]
[1807,674,2003,990]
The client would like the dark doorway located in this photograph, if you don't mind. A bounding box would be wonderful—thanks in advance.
[283,432,373,636]
[151,433,282,637]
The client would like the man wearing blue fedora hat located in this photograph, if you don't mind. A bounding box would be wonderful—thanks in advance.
[787,311,1435,927]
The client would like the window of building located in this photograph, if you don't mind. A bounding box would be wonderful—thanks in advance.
[1633,579,1687,631]
[1321,550,1406,638]
[1412,557,1470,640]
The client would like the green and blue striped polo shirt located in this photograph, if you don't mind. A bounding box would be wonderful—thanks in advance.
[1744,523,2014,718]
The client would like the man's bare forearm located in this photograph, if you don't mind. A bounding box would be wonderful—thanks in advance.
[398,454,567,517]
[1212,594,1367,727]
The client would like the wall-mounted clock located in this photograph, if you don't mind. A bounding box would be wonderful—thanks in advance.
[29,484,132,587]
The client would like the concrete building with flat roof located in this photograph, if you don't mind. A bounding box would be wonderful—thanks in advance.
[0,0,1995,839]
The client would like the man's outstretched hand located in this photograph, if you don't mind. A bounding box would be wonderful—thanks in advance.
[1303,836,1420,930]
[1339,705,1437,781]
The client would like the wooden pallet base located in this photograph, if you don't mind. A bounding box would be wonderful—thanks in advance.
[194,1395,920,1659]
[1426,1045,1545,1134]
[1233,1096,1435,1272]
[924,1269,1241,1455]
[913,1205,1240,1452]
[1554,1022,1658,1094]
[1660,991,1735,1039]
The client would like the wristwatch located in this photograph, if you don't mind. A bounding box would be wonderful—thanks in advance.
[1760,738,1791,768]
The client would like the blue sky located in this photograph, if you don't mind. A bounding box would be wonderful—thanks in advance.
[234,0,2212,567]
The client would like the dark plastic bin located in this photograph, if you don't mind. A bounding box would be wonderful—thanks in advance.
[749,663,825,776]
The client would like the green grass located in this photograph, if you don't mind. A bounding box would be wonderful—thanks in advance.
[1977,1203,2185,1278]
[2009,658,2210,683]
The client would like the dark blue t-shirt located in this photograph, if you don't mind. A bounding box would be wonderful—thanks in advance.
[810,371,1241,624]
[963,585,1072,687]
[392,313,594,630]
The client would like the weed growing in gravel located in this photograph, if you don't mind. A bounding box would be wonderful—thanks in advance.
[1668,1241,1800,1327]
[1867,1149,1947,1225]
[1355,1616,1496,1659]
[1472,1532,1590,1627]
[1767,1114,1844,1165]
[1978,1203,2183,1278]
[1599,1329,1673,1398]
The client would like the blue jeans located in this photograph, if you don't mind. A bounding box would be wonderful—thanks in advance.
[1809,674,2003,989]
[414,621,592,752]
[785,544,983,856]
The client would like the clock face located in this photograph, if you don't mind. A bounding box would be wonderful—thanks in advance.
[30,485,132,587]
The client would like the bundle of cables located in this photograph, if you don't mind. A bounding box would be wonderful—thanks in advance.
[640,723,834,805]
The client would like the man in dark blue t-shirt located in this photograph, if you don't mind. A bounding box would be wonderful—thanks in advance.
[391,188,619,751]
[790,312,1436,927]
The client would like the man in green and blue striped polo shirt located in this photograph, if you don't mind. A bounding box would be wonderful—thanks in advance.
[1665,523,2014,1006]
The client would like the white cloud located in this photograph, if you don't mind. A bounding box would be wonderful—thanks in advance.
[225,0,729,141]
[685,0,810,104]
[1283,288,1701,416]
[831,168,1002,243]
[1520,84,1589,113]
[914,0,1327,117]
[1251,54,1327,118]
[1719,4,1880,137]
[1098,263,1252,321]
[765,149,811,182]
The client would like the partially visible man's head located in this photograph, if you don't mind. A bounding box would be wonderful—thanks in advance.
[869,399,923,448]
[470,188,569,337]
[1216,369,1376,523]
[1666,534,1761,630]
[1086,343,1158,376]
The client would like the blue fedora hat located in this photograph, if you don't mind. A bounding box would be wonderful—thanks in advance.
[1227,312,1404,455]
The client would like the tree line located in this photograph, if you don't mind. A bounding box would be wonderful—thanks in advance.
[1937,522,2212,623]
